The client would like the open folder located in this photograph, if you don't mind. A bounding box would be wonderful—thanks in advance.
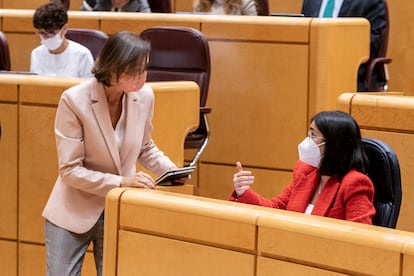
[155,166,196,186]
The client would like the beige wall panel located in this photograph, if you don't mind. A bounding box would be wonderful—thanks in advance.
[360,129,414,232]
[0,104,18,239]
[1,11,34,32]
[197,162,293,200]
[19,243,97,276]
[257,257,348,276]
[0,240,17,276]
[119,190,258,250]
[99,13,201,34]
[201,41,308,168]
[257,223,402,276]
[117,230,255,276]
[19,105,58,243]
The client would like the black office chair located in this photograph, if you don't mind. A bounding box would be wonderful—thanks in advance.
[66,28,108,60]
[140,26,211,166]
[362,137,402,228]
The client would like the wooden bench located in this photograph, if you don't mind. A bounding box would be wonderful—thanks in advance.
[0,75,199,276]
[104,187,414,276]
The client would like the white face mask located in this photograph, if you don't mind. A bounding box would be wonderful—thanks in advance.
[41,30,63,51]
[298,136,325,167]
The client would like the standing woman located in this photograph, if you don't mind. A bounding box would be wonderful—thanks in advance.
[230,110,376,224]
[42,31,185,275]
[194,0,258,15]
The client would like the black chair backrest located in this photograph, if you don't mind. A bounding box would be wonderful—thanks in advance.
[66,28,108,60]
[148,0,172,13]
[0,32,10,71]
[362,137,402,228]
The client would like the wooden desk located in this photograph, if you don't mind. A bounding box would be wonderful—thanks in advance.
[0,75,199,276]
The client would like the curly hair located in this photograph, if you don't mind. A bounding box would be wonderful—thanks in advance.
[195,0,242,14]
[33,2,68,31]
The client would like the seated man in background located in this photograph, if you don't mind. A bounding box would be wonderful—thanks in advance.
[81,0,151,12]
[301,0,387,91]
[194,0,258,15]
[31,2,94,78]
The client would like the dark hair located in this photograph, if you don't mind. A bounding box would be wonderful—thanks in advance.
[92,31,150,86]
[314,110,368,180]
[33,2,68,31]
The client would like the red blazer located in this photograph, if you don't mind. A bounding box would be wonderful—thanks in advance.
[230,161,376,224]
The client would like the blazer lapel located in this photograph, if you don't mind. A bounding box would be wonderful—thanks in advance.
[90,81,122,174]
[312,177,340,216]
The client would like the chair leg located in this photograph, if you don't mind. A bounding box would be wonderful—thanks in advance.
[188,114,210,167]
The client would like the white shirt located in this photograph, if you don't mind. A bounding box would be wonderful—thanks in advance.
[318,0,344,18]
[30,40,94,78]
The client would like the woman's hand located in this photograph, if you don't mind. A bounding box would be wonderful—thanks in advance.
[233,161,254,197]
[121,171,156,189]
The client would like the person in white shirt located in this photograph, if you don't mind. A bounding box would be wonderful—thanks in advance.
[30,2,94,78]
[194,0,257,15]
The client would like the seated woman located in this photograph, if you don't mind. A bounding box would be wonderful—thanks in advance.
[194,0,257,15]
[230,110,376,224]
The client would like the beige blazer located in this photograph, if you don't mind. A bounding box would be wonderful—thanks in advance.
[42,78,176,234]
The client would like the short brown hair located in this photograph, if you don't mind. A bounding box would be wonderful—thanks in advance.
[93,31,151,86]
[33,2,68,31]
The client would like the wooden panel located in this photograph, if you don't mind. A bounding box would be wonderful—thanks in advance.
[117,230,255,276]
[0,103,18,239]
[403,240,414,276]
[148,81,199,168]
[19,76,82,105]
[0,80,18,102]
[19,105,58,243]
[268,0,303,14]
[118,189,258,250]
[257,257,348,276]
[99,12,201,35]
[201,16,310,42]
[19,243,97,276]
[308,18,370,117]
[336,92,414,232]
[201,40,308,168]
[257,212,406,276]
[5,33,38,72]
[197,162,293,200]
[0,240,16,276]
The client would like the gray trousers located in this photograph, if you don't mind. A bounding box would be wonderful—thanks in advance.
[45,212,104,276]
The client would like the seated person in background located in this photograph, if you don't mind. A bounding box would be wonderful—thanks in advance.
[194,0,257,15]
[230,110,376,224]
[81,0,151,12]
[31,2,94,78]
[301,0,387,92]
